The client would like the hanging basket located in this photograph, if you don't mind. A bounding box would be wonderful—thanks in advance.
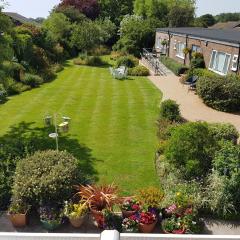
[44,116,52,127]
[58,122,69,133]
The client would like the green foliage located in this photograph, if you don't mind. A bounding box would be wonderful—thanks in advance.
[215,12,240,22]
[160,56,188,76]
[71,19,115,53]
[114,15,162,56]
[195,14,216,27]
[190,55,205,69]
[196,75,240,112]
[74,55,105,66]
[159,99,181,122]
[12,150,80,206]
[0,83,7,103]
[43,12,72,44]
[5,78,31,95]
[99,0,134,26]
[186,68,217,79]
[103,209,123,232]
[164,122,217,179]
[115,55,138,68]
[8,198,29,214]
[22,73,43,88]
[89,45,111,56]
[128,65,149,76]
[208,123,239,144]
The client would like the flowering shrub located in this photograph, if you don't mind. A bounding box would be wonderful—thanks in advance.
[122,199,140,212]
[39,206,63,224]
[122,215,139,232]
[162,216,185,233]
[139,212,156,225]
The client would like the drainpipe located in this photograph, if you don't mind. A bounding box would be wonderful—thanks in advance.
[237,43,240,75]
[167,30,171,57]
[184,35,188,65]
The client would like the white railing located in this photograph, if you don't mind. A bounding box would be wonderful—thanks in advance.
[0,231,240,240]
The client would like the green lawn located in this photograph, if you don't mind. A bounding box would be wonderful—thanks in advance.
[0,61,162,194]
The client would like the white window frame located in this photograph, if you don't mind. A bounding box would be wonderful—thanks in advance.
[155,37,161,49]
[209,50,231,76]
[231,54,239,72]
[176,42,185,59]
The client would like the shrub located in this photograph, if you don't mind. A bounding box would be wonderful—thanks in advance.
[160,56,188,76]
[115,55,138,68]
[187,68,218,79]
[40,68,56,82]
[190,57,205,69]
[164,122,217,179]
[73,56,105,66]
[52,64,64,73]
[12,150,79,206]
[208,123,239,144]
[0,84,7,103]
[160,100,181,122]
[156,118,175,141]
[85,56,105,66]
[196,75,240,112]
[137,187,164,209]
[128,65,149,76]
[5,78,31,95]
[22,73,43,88]
[110,51,126,61]
[89,45,111,56]
[206,171,237,219]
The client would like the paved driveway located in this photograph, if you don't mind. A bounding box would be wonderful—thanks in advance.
[148,74,240,133]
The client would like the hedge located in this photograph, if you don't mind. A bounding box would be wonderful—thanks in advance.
[196,75,240,112]
[160,56,188,76]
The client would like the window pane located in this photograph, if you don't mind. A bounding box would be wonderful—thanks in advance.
[216,52,226,72]
[223,55,230,74]
[210,51,216,69]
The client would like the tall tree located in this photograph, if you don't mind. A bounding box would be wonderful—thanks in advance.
[56,0,100,20]
[99,0,134,25]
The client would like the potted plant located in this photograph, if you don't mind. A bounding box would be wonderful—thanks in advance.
[121,198,140,218]
[139,211,157,233]
[39,206,63,231]
[75,184,119,228]
[162,215,185,234]
[64,201,88,228]
[122,215,139,233]
[8,199,30,227]
[103,209,123,232]
[137,187,164,217]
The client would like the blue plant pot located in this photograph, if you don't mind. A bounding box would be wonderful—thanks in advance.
[41,220,61,231]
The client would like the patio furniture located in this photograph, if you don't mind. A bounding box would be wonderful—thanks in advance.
[186,76,198,92]
[109,66,128,80]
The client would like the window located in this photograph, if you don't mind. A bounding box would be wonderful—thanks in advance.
[176,42,185,59]
[209,50,231,75]
[156,37,161,49]
[192,45,202,53]
[231,55,239,72]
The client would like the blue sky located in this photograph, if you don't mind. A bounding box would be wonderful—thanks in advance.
[4,0,240,18]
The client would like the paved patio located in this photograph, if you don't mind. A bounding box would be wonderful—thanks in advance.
[145,65,240,133]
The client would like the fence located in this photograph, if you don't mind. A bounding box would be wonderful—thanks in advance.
[0,231,240,240]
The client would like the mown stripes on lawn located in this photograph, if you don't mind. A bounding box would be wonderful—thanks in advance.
[0,62,162,194]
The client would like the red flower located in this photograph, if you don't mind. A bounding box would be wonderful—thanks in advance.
[132,204,140,211]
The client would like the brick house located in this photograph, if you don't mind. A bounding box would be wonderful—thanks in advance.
[155,28,240,75]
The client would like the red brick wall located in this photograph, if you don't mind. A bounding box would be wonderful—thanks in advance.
[155,31,240,74]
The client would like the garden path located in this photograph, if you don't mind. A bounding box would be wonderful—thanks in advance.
[143,62,240,133]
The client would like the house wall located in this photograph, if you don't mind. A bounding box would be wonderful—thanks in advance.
[155,31,240,75]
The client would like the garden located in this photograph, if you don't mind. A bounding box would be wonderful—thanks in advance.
[6,150,201,234]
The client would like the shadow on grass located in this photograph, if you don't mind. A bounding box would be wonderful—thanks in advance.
[0,121,98,182]
[0,122,99,209]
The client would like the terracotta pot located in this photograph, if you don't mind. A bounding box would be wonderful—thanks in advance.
[91,208,104,228]
[7,213,27,227]
[69,215,86,228]
[139,220,157,233]
[121,209,136,218]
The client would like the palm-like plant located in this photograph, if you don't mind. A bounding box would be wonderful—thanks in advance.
[74,184,120,211]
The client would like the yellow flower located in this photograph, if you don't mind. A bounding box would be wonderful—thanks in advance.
[176,192,181,196]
